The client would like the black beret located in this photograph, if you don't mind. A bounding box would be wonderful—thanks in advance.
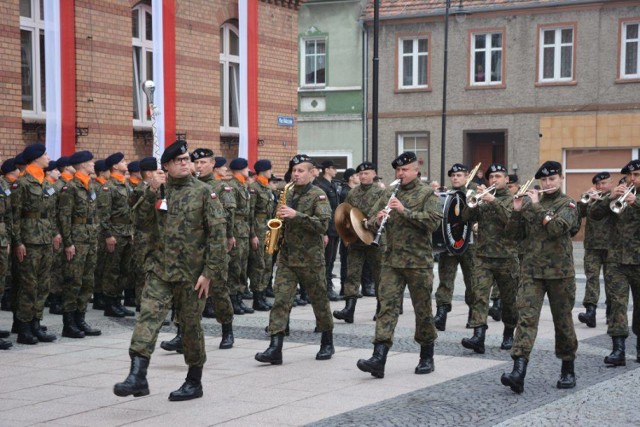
[14,152,26,166]
[508,174,519,184]
[448,163,468,176]
[56,156,71,169]
[191,148,214,161]
[106,152,125,169]
[291,154,313,166]
[214,157,227,168]
[160,140,188,164]
[343,168,357,182]
[254,159,272,173]
[69,151,93,165]
[356,161,376,173]
[229,157,248,170]
[248,170,256,177]
[23,143,47,163]
[321,160,335,169]
[44,161,58,172]
[486,164,507,176]
[269,174,283,183]
[1,158,17,174]
[535,161,562,179]
[140,157,158,171]
[127,161,141,173]
[94,160,108,173]
[391,151,417,169]
[592,171,611,184]
[622,159,640,174]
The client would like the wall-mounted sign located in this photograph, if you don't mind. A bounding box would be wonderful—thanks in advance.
[278,116,295,127]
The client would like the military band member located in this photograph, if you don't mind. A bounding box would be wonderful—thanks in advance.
[501,161,579,393]
[0,156,13,349]
[114,140,227,401]
[590,160,640,366]
[255,154,334,365]
[357,152,442,378]
[461,164,519,354]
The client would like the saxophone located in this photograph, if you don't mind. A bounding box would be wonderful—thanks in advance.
[265,181,295,255]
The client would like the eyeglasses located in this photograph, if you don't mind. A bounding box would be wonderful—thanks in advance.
[172,156,190,164]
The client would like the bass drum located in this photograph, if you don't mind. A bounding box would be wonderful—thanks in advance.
[432,190,472,255]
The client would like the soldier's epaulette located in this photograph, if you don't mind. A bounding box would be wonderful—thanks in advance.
[102,186,109,191]
[211,192,218,199]
[223,186,232,192]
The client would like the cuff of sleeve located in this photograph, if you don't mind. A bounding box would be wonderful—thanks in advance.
[202,267,216,281]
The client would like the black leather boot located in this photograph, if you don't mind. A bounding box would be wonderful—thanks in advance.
[232,293,245,315]
[104,297,126,318]
[333,298,356,323]
[357,343,389,378]
[316,330,335,360]
[501,327,515,350]
[415,343,435,374]
[489,298,502,322]
[16,320,37,345]
[461,325,487,354]
[362,282,376,297]
[115,297,135,316]
[242,289,253,300]
[62,312,85,339]
[604,336,626,366]
[265,284,275,298]
[637,338,639,363]
[92,292,105,310]
[123,289,136,307]
[161,326,183,352]
[578,304,596,328]
[252,291,271,311]
[557,360,576,389]
[501,357,527,394]
[31,318,56,342]
[255,333,284,365]
[0,328,9,338]
[75,311,101,336]
[237,293,254,314]
[49,294,64,315]
[433,305,449,331]
[1,291,11,311]
[168,367,203,401]
[219,323,234,349]
[202,297,215,318]
[0,338,12,350]
[113,355,150,397]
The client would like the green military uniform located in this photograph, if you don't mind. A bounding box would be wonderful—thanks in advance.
[92,177,108,307]
[0,179,12,308]
[248,178,276,294]
[49,175,70,309]
[227,176,253,299]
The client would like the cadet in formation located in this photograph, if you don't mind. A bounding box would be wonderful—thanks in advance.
[0,155,13,349]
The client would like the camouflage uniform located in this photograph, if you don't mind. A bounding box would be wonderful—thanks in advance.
[92,177,108,300]
[50,175,70,303]
[507,191,579,362]
[248,177,276,293]
[127,179,145,304]
[267,183,333,335]
[372,178,442,347]
[0,179,12,301]
[227,176,253,297]
[577,197,611,307]
[130,174,226,367]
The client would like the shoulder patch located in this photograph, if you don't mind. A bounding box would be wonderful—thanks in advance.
[102,186,109,191]
[211,192,218,199]
[223,186,232,192]
[249,189,255,193]
[12,183,18,189]
[568,202,576,209]
[62,186,68,192]
[319,195,327,201]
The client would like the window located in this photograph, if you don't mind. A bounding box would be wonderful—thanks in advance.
[398,36,429,89]
[471,31,503,86]
[620,21,640,79]
[538,26,575,83]
[132,4,153,126]
[301,39,326,87]
[220,22,240,134]
[397,134,429,178]
[20,0,46,118]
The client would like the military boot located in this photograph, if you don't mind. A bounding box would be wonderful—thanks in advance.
[237,293,254,314]
[327,282,340,302]
[242,289,253,300]
[316,330,335,360]
[123,289,136,307]
[466,308,472,329]
[501,357,527,394]
[31,319,56,342]
[16,320,37,345]
[160,326,183,352]
[104,297,126,318]
[415,343,435,374]
[232,293,245,315]
[202,297,215,318]
[168,367,203,401]
[362,282,376,297]
[604,336,626,366]
[488,298,502,322]
[0,338,12,350]
[113,355,150,397]
[357,343,389,379]
[636,338,639,363]
[0,291,11,311]
[501,327,515,350]
[92,292,105,310]
[461,325,487,354]
[255,333,284,365]
[265,284,275,298]
[219,323,234,349]
[295,286,308,306]
[115,297,135,316]
[75,311,101,336]
[578,304,596,328]
[333,298,356,323]
[557,360,576,389]
[433,305,449,332]
[49,294,64,315]
[0,327,9,338]
[62,312,85,339]
[252,291,271,311]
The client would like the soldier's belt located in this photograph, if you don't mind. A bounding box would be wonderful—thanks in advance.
[110,217,131,225]
[72,217,94,225]
[22,211,47,219]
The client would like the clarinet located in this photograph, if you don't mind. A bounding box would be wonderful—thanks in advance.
[371,179,401,247]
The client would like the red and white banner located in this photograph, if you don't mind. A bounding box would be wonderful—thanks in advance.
[240,0,259,165]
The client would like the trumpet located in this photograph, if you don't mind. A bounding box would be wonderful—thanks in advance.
[466,184,497,208]
[610,184,636,214]
[371,179,401,247]
[464,163,482,188]
[580,190,603,204]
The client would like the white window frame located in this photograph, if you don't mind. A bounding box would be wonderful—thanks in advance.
[471,32,503,86]
[20,0,46,119]
[539,27,574,83]
[300,38,326,88]
[620,21,640,79]
[397,133,430,179]
[398,37,429,89]
[220,22,240,135]
[132,3,153,127]
[306,150,352,173]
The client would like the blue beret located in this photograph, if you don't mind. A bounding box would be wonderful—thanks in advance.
[94,160,108,173]
[391,152,417,169]
[535,161,562,179]
[254,159,272,172]
[69,150,93,165]
[229,157,248,170]
[448,163,469,176]
[140,157,158,171]
[1,158,17,174]
[191,148,214,162]
[23,143,47,163]
[622,159,640,174]
[56,156,71,169]
[44,160,58,172]
[486,164,507,176]
[214,157,227,168]
[161,140,188,164]
[106,152,125,169]
[14,152,26,166]
[592,171,610,184]
[127,161,141,173]
[356,161,376,173]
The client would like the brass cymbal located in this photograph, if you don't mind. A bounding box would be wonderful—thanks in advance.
[335,203,359,245]
[350,207,374,245]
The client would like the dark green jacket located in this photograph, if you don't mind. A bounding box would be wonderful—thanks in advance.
[578,194,612,251]
[97,177,133,239]
[11,172,58,246]
[58,177,98,246]
[590,191,640,265]
[199,173,235,239]
[0,180,12,248]
[249,179,276,239]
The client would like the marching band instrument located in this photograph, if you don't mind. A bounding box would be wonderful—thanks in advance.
[610,184,636,214]
[142,80,167,210]
[513,177,534,198]
[432,190,472,255]
[265,181,295,255]
[466,184,496,208]
[580,190,603,204]
[335,203,375,245]
[464,163,482,188]
[371,179,401,247]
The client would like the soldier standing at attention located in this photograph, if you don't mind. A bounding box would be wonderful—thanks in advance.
[114,140,227,401]
[255,154,334,365]
[0,155,13,349]
[461,164,519,354]
[501,161,579,393]
[91,159,110,311]
[589,160,640,366]
[123,160,142,308]
[58,151,101,338]
[357,152,442,378]
[1,158,20,313]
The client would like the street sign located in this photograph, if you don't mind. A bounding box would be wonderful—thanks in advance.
[278,116,295,127]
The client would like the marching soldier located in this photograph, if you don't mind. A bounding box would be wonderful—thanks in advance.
[255,154,334,365]
[114,140,227,401]
[590,160,640,366]
[501,161,579,393]
[0,156,13,349]
[461,164,519,354]
[357,152,442,378]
